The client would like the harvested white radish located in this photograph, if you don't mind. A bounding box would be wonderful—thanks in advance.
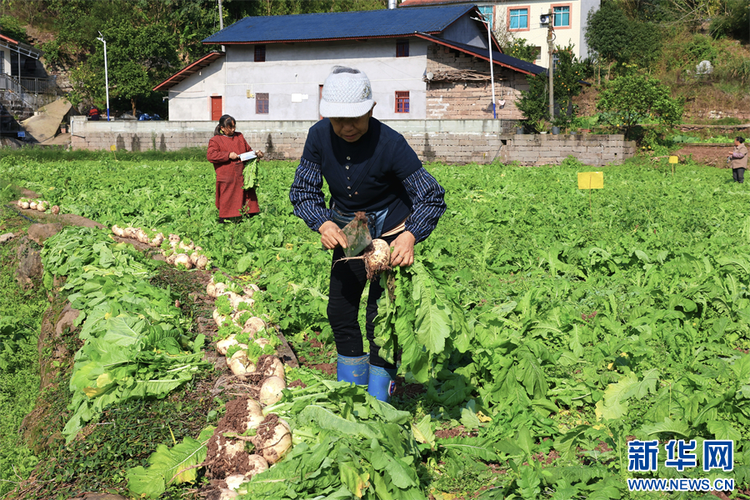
[334,238,392,280]
[123,227,137,239]
[166,253,178,265]
[228,350,256,376]
[135,228,149,243]
[261,356,285,380]
[225,475,248,492]
[216,334,239,355]
[179,240,194,251]
[196,255,209,269]
[364,238,392,279]
[258,376,286,406]
[218,488,239,500]
[213,309,229,328]
[174,254,193,269]
[246,398,263,418]
[149,232,164,247]
[242,317,265,336]
[112,225,125,237]
[223,291,241,308]
[51,205,60,215]
[254,417,291,464]
[232,310,248,325]
[246,454,269,474]
[245,400,265,430]
[254,337,270,349]
[168,234,180,247]
[20,201,30,209]
[230,293,254,311]
[29,200,38,210]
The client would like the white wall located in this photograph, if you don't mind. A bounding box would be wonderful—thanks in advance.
[166,58,227,121]
[491,0,594,68]
[167,39,432,122]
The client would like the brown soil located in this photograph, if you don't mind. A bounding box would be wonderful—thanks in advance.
[434,425,478,439]
[672,143,734,167]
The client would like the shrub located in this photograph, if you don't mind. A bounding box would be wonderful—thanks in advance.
[596,73,684,139]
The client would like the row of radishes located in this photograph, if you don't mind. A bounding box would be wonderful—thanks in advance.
[205,276,292,497]
[16,198,60,214]
[210,398,292,498]
[208,276,287,406]
[111,225,210,269]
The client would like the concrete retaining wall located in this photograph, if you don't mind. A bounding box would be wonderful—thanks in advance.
[70,116,636,166]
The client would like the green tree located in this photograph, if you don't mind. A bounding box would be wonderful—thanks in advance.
[551,44,586,130]
[596,73,684,138]
[0,14,27,41]
[517,44,586,132]
[710,0,750,40]
[585,2,661,74]
[517,73,549,132]
[505,38,539,63]
[74,20,178,117]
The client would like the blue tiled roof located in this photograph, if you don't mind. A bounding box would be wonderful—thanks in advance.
[203,5,476,44]
[419,35,546,75]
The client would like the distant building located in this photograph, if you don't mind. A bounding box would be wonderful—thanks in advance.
[0,32,58,133]
[154,4,545,122]
[399,0,599,68]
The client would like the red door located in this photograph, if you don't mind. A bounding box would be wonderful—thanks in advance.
[211,96,223,121]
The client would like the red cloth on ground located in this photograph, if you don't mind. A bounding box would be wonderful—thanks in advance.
[207,132,259,218]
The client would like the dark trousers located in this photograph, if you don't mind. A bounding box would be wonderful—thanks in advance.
[733,168,745,183]
[327,233,397,369]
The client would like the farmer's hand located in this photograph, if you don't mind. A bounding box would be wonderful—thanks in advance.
[319,221,348,250]
[229,152,239,160]
[256,151,264,159]
[390,231,415,267]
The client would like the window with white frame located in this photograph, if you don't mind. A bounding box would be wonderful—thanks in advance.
[509,8,528,30]
[553,6,570,27]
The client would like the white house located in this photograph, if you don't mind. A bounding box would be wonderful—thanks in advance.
[153,4,546,122]
[399,0,599,68]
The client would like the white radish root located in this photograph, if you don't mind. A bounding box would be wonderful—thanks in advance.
[259,375,286,406]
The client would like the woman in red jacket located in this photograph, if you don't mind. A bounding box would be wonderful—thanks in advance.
[207,115,264,223]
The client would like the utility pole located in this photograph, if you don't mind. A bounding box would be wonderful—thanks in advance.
[96,32,110,121]
[547,8,555,122]
[471,15,497,118]
[219,0,225,52]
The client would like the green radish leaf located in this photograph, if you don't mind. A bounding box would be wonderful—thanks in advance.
[707,420,742,441]
[641,418,691,438]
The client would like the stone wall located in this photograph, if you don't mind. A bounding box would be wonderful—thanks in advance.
[500,134,637,166]
[424,43,528,120]
[70,117,635,166]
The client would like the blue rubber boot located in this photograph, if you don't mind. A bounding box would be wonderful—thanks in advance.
[337,354,369,385]
[368,365,397,402]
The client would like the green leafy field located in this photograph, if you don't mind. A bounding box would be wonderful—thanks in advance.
[2,150,750,498]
